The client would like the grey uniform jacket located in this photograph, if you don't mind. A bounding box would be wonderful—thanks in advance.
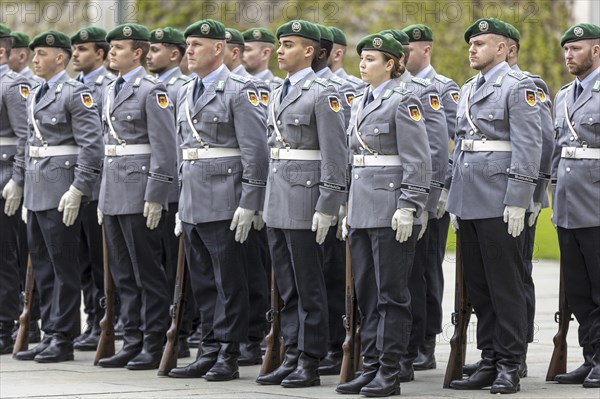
[397,72,449,215]
[176,68,268,225]
[347,81,432,228]
[446,63,542,220]
[263,72,347,230]
[24,73,103,211]
[551,69,600,229]
[98,68,176,215]
[260,69,284,86]
[0,67,29,188]
[334,67,367,92]
[318,68,355,130]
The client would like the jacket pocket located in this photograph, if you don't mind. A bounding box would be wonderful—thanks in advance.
[372,173,402,219]
[288,170,319,221]
[284,113,311,144]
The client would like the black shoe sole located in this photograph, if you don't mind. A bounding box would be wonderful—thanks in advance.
[280,378,320,388]
[34,354,74,363]
[490,384,520,394]
[204,371,240,381]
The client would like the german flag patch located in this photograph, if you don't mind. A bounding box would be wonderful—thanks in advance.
[247,90,259,106]
[156,92,169,109]
[429,94,441,110]
[259,90,269,106]
[408,105,422,121]
[450,90,459,104]
[81,92,94,108]
[329,96,341,112]
[19,84,30,99]
[345,92,355,106]
[537,88,546,103]
[525,90,536,107]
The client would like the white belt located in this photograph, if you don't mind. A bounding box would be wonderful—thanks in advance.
[0,137,18,146]
[561,146,600,160]
[270,148,321,161]
[105,144,152,157]
[461,139,512,152]
[182,147,241,160]
[353,154,402,167]
[29,145,79,158]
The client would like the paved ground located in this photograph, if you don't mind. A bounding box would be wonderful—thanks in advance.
[1,256,598,398]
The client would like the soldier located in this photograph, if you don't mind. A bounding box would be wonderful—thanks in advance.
[327,26,366,92]
[68,26,115,352]
[447,19,542,394]
[0,24,30,355]
[13,30,103,363]
[255,20,347,388]
[96,23,176,370]
[241,27,283,85]
[336,33,431,397]
[224,28,251,77]
[166,18,268,381]
[551,23,600,389]
[8,31,39,83]
[401,23,460,372]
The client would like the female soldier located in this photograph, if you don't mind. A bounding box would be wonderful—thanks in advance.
[336,33,431,397]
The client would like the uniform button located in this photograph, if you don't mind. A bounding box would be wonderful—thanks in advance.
[570,137,574,141]
[294,118,299,124]
[359,146,364,151]
[469,131,474,136]
[227,168,232,173]
[277,120,281,125]
[64,161,70,166]
[506,168,510,173]
[306,180,311,185]
[2,154,6,159]
[590,117,594,122]
[470,114,474,119]
[374,128,380,133]
[464,162,469,167]
[36,119,40,123]
[111,117,116,121]
[388,182,394,188]
[354,174,359,179]
[566,167,571,173]
[126,115,131,120]
[193,119,197,123]
[108,159,113,163]
[51,117,56,122]
[213,117,218,122]
[273,167,277,173]
[34,160,38,164]
[141,166,146,171]
[488,114,493,119]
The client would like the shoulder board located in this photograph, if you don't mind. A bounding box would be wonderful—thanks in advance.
[167,76,178,85]
[216,80,225,91]
[142,76,158,84]
[5,70,18,80]
[522,70,541,79]
[593,80,600,91]
[411,77,429,86]
[313,77,329,87]
[507,70,526,81]
[560,81,574,91]
[434,74,451,84]
[230,74,250,84]
[464,75,477,84]
[354,92,364,99]
[393,86,410,95]
[329,75,343,85]
[182,78,194,87]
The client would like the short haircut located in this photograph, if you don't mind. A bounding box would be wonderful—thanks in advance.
[131,40,150,61]
[0,36,13,53]
[94,42,111,60]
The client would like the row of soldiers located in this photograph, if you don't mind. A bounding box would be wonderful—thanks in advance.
[0,15,598,397]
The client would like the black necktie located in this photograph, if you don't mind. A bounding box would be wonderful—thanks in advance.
[574,82,583,101]
[77,75,85,83]
[114,76,125,95]
[364,91,374,106]
[36,83,49,103]
[193,79,204,104]
[475,75,486,91]
[280,78,291,101]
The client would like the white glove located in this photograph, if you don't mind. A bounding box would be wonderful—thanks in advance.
[174,212,182,237]
[97,208,103,225]
[312,211,334,245]
[2,179,23,216]
[335,204,347,241]
[436,188,448,219]
[22,205,28,224]
[341,216,349,241]
[391,208,415,243]
[450,213,459,232]
[143,201,163,230]
[503,206,526,238]
[418,211,429,240]
[57,185,83,226]
[229,207,255,243]
[252,211,265,231]
[528,202,542,227]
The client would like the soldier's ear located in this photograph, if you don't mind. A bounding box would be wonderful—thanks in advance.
[214,40,224,55]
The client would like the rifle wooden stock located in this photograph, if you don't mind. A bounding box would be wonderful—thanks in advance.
[443,232,471,388]
[13,255,34,354]
[158,236,187,376]
[94,225,116,365]
[545,259,571,381]
[339,238,360,384]
[259,270,283,376]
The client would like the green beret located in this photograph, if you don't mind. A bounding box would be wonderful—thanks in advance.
[184,19,226,40]
[316,24,333,43]
[328,26,346,46]
[225,28,244,45]
[560,23,600,47]
[150,27,185,45]
[71,27,108,45]
[503,22,521,44]
[106,23,150,42]
[10,32,30,48]
[276,20,320,42]
[357,33,403,58]
[0,23,10,38]
[379,29,409,46]
[29,30,71,50]
[402,24,433,42]
[242,28,275,44]
[464,18,510,43]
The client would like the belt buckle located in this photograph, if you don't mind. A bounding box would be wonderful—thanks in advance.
[353,154,365,167]
[30,147,39,158]
[566,148,575,158]
[106,145,117,157]
[270,147,280,160]
[462,139,474,151]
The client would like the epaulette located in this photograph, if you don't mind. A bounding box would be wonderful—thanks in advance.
[329,75,344,85]
[507,70,526,81]
[143,75,159,84]
[64,80,79,87]
[522,70,541,79]
[393,86,410,96]
[230,73,251,84]
[167,76,189,86]
[354,92,364,99]
[314,77,330,87]
[593,80,600,92]
[464,75,477,84]
[5,70,18,80]
[411,77,429,86]
[559,81,573,91]
[434,74,451,84]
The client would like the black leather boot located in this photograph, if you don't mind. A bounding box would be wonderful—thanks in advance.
[13,335,52,360]
[238,340,262,366]
[583,344,600,388]
[450,353,496,390]
[336,356,379,394]
[256,346,299,385]
[318,348,342,375]
[168,340,220,378]
[34,333,74,363]
[97,330,143,368]
[126,332,165,370]
[490,359,520,394]
[28,321,41,343]
[114,318,124,341]
[398,349,417,382]
[187,325,202,348]
[178,336,190,358]
[360,353,401,397]
[281,351,320,388]
[204,342,240,381]
[518,353,528,378]
[555,345,594,384]
[0,322,14,355]
[74,327,100,351]
[463,359,481,376]
[413,335,436,370]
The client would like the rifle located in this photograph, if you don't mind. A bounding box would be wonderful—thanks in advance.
[94,225,116,365]
[13,255,34,355]
[443,232,472,388]
[158,236,187,376]
[339,238,360,384]
[259,270,283,375]
[545,259,572,381]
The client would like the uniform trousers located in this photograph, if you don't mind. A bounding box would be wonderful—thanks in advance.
[0,198,21,322]
[425,213,448,336]
[323,226,346,350]
[522,217,537,343]
[267,227,329,358]
[79,200,104,329]
[242,228,269,341]
[406,225,428,351]
[349,227,416,358]
[458,217,527,362]
[104,213,169,333]
[17,202,40,321]
[27,209,81,337]
[557,226,600,346]
[182,220,248,342]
